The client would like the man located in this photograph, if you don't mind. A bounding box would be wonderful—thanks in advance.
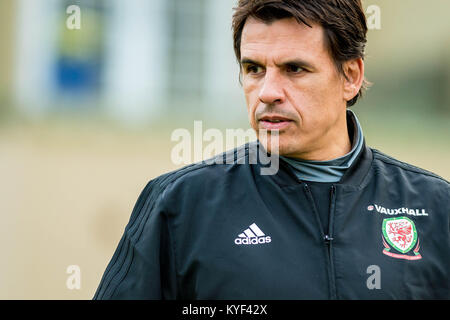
[94,0,449,299]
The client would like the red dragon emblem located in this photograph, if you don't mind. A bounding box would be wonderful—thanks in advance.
[382,217,422,260]
[387,221,412,249]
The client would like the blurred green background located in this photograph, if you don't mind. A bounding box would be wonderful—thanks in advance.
[0,0,448,299]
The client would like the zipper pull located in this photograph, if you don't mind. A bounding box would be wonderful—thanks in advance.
[330,185,336,197]
[324,235,334,243]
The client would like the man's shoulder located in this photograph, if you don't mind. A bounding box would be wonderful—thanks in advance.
[370,148,449,186]
[148,142,257,196]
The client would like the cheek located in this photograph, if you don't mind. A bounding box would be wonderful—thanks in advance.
[291,73,343,125]
[243,83,260,126]
[287,87,322,127]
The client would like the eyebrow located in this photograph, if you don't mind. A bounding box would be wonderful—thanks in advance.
[240,57,315,70]
[241,58,263,66]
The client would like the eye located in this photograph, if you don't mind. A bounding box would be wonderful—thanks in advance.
[286,64,304,74]
[245,64,264,75]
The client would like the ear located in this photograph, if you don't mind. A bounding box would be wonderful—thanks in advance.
[342,58,364,103]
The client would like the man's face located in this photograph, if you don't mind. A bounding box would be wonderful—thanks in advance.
[240,17,349,160]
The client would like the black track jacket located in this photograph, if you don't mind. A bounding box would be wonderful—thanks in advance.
[94,130,449,299]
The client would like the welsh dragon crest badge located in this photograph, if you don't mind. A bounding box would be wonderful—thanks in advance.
[382,217,422,260]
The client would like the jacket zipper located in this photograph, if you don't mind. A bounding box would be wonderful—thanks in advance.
[327,185,337,299]
[303,184,337,300]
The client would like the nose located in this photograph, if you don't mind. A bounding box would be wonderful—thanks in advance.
[258,70,285,105]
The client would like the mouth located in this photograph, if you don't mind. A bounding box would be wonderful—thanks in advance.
[258,115,293,130]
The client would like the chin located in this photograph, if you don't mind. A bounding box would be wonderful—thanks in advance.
[258,135,295,156]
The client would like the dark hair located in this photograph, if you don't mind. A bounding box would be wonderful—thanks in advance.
[232,0,369,107]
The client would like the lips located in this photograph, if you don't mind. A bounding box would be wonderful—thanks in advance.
[259,115,293,130]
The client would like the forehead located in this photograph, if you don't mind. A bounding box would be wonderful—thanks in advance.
[240,17,328,63]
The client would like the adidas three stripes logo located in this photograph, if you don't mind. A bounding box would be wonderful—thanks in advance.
[234,223,272,245]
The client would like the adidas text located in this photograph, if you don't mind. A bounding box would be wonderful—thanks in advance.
[234,236,271,245]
